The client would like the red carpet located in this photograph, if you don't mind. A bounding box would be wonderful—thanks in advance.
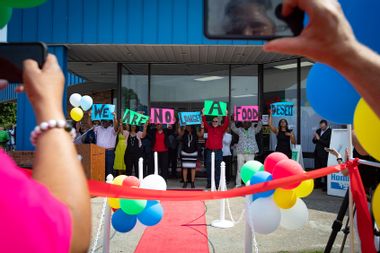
[134,200,209,253]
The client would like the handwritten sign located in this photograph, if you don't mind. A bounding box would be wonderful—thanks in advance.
[271,102,294,117]
[150,108,175,124]
[122,109,149,126]
[178,112,202,126]
[204,100,227,116]
[234,105,259,122]
[91,104,115,120]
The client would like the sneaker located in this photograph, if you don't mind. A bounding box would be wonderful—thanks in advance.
[191,182,195,188]
[182,182,188,188]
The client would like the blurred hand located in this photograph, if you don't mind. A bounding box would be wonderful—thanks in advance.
[264,0,358,66]
[314,133,320,140]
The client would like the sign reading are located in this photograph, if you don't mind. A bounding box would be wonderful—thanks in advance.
[122,109,149,126]
[234,105,259,122]
[150,108,176,124]
[91,104,115,120]
[271,102,294,117]
[178,112,202,126]
[204,100,227,116]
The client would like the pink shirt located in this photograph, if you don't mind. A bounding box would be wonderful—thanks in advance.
[0,149,72,253]
[94,126,117,149]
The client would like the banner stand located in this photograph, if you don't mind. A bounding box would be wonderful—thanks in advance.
[138,158,144,181]
[102,174,113,253]
[211,152,216,192]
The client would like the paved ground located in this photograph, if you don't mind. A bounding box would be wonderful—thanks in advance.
[89,178,358,253]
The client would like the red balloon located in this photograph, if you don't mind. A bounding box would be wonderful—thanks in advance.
[112,208,118,212]
[272,159,304,189]
[264,152,289,174]
[122,176,140,188]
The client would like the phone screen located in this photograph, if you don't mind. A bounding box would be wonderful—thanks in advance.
[0,42,48,83]
[204,0,304,40]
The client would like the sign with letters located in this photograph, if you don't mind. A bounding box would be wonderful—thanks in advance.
[271,102,294,117]
[178,112,202,126]
[122,109,149,126]
[91,104,115,121]
[234,105,259,122]
[204,100,227,116]
[150,108,176,124]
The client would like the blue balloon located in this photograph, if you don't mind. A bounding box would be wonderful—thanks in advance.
[306,63,360,124]
[250,171,274,200]
[137,200,163,226]
[111,209,137,233]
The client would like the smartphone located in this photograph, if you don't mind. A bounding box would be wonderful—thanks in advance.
[204,0,305,40]
[0,42,48,83]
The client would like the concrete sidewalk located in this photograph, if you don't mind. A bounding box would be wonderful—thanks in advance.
[89,179,358,253]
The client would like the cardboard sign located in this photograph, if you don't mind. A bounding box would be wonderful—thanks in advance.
[204,100,227,116]
[178,112,202,126]
[122,109,149,126]
[91,104,115,120]
[234,105,259,122]
[271,102,294,117]
[150,108,175,124]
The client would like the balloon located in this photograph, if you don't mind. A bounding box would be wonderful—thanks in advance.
[70,107,84,122]
[112,175,128,186]
[69,93,82,107]
[80,95,93,111]
[280,198,309,230]
[111,209,137,233]
[123,176,140,188]
[249,198,281,234]
[0,7,12,29]
[273,189,297,209]
[140,174,167,191]
[0,0,47,8]
[120,199,147,215]
[250,171,274,200]
[306,63,360,124]
[137,200,164,226]
[240,160,264,184]
[264,152,288,174]
[272,159,304,190]
[372,184,380,227]
[354,99,380,161]
[108,198,121,209]
[295,179,314,198]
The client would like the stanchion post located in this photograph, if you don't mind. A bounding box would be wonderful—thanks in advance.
[211,152,216,192]
[103,174,113,253]
[245,195,253,253]
[138,157,144,181]
[154,152,158,175]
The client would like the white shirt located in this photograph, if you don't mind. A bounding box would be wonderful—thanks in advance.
[222,133,232,156]
[94,126,117,149]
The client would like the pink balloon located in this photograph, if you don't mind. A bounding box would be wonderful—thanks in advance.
[122,176,140,188]
[272,159,304,189]
[264,152,289,174]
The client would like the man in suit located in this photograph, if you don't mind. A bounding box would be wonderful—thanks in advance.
[312,120,332,190]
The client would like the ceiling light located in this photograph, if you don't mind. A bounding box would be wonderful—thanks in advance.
[194,76,224,82]
[274,61,314,70]
[232,94,257,98]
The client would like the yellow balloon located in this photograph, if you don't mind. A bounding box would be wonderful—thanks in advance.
[108,198,121,209]
[273,188,297,209]
[372,184,380,227]
[295,179,314,198]
[354,99,380,161]
[70,107,84,122]
[112,175,127,186]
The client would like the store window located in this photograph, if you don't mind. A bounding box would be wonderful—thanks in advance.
[231,65,259,109]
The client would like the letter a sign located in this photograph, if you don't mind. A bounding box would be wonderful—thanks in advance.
[204,100,227,116]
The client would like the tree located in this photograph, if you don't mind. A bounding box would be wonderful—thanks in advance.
[0,102,16,128]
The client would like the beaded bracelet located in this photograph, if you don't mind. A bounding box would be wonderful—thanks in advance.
[30,119,76,146]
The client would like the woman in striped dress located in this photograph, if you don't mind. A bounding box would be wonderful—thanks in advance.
[178,124,204,188]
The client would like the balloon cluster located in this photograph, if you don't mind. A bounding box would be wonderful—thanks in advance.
[0,0,47,29]
[69,93,93,122]
[108,175,167,233]
[241,152,314,234]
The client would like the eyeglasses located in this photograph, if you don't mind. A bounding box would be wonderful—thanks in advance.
[212,121,218,123]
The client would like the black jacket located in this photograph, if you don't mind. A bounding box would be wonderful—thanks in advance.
[313,128,332,158]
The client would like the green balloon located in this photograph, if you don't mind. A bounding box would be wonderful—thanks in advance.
[120,199,147,215]
[0,6,12,29]
[240,160,264,184]
[0,0,47,8]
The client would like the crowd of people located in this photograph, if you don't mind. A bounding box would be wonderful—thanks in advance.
[0,125,16,151]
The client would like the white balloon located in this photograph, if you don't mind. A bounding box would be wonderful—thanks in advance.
[280,198,309,230]
[80,95,93,111]
[69,93,82,107]
[140,175,167,191]
[249,197,281,234]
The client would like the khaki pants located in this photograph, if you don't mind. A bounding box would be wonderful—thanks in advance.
[236,154,255,186]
